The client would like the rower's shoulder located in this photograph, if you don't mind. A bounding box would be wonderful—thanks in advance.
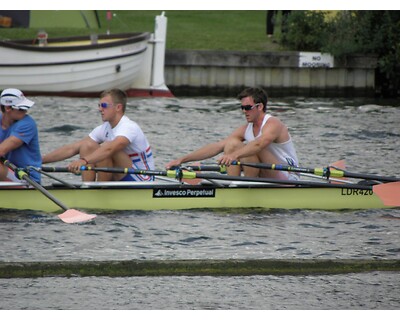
[264,114,284,127]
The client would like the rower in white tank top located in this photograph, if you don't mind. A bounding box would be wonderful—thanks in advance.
[244,114,300,180]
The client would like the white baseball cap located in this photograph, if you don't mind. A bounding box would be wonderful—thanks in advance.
[0,88,34,110]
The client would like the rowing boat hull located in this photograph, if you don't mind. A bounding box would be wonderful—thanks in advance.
[0,182,390,213]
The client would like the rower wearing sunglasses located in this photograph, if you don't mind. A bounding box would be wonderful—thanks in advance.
[42,88,155,182]
[166,87,299,180]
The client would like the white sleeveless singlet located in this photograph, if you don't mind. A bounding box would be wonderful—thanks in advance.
[244,114,299,180]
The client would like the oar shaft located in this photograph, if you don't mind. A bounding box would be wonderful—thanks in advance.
[188,172,373,190]
[86,166,173,177]
[234,161,399,182]
[29,167,76,189]
[42,165,377,189]
[3,160,69,211]
[4,161,96,223]
[42,166,175,177]
[39,164,398,202]
[234,161,319,175]
[335,171,399,182]
[23,175,69,211]
[182,164,227,172]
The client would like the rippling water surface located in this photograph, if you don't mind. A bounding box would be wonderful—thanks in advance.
[1,96,399,310]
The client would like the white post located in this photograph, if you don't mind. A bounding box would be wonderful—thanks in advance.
[129,12,170,94]
[151,12,167,88]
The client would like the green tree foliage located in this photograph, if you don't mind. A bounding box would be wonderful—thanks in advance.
[283,10,400,97]
[281,11,328,51]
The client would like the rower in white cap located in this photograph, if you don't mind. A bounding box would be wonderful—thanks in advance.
[0,88,42,183]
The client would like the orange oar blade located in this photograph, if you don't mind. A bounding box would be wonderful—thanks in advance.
[330,159,346,170]
[329,159,347,184]
[182,161,203,185]
[373,181,400,207]
[58,209,97,224]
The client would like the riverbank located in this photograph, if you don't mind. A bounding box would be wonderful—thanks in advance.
[165,50,378,97]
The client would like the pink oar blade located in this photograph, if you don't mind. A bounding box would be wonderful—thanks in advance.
[373,181,400,207]
[58,209,97,224]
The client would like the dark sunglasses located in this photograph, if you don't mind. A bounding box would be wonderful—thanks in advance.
[240,103,260,111]
[98,102,113,108]
[1,104,28,111]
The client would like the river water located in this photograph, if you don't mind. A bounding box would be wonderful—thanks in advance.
[0,95,399,310]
